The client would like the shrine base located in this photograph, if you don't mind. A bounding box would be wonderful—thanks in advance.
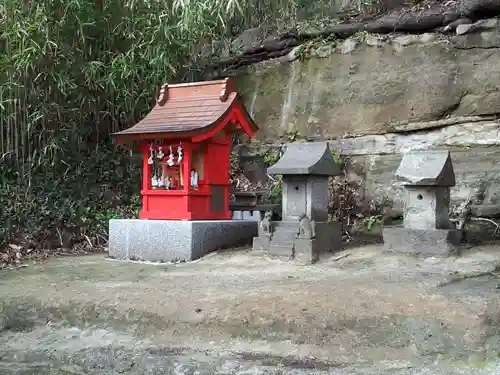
[382,227,462,255]
[108,219,258,263]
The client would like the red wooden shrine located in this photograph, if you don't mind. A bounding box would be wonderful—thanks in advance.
[113,78,258,220]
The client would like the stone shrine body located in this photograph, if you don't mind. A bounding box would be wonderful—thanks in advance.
[252,142,342,264]
[108,78,259,262]
[383,150,462,255]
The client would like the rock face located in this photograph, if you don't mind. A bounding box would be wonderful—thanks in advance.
[236,32,500,140]
[330,122,500,218]
[232,27,500,218]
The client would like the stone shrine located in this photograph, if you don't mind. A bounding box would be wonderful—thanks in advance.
[252,142,342,264]
[383,150,462,255]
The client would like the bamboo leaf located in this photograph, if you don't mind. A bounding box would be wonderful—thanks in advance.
[0,0,300,249]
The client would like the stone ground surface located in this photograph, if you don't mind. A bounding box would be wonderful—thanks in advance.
[1,244,500,374]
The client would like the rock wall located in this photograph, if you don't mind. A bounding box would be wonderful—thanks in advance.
[232,27,500,218]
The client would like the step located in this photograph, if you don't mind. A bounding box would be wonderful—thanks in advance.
[273,225,300,233]
[271,232,298,241]
[272,228,299,236]
[230,203,279,212]
[273,226,297,231]
[274,221,300,227]
[269,245,294,257]
[269,240,295,247]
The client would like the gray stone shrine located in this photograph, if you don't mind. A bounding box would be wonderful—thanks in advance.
[252,142,343,264]
[382,150,462,255]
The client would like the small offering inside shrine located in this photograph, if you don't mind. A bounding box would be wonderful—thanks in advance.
[113,78,258,221]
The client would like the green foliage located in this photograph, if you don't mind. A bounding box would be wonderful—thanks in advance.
[294,38,333,61]
[294,0,309,9]
[0,0,237,153]
[269,178,283,213]
[296,43,310,60]
[285,129,301,142]
[331,148,341,165]
[0,0,302,251]
[270,181,283,199]
[0,0,306,253]
[352,31,368,43]
[0,140,141,247]
[362,215,383,231]
[262,149,280,167]
[327,148,391,238]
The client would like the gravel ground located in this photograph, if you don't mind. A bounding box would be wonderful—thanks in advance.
[1,244,500,374]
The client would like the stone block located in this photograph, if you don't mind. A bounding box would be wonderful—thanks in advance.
[315,221,342,252]
[294,238,319,265]
[403,186,451,230]
[252,210,263,222]
[281,176,331,222]
[268,244,294,260]
[252,234,271,251]
[233,210,262,222]
[382,227,462,255]
[109,219,258,263]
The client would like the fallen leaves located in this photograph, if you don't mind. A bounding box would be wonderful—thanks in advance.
[0,243,42,269]
[0,240,103,269]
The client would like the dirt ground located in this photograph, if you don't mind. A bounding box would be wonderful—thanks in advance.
[1,244,500,374]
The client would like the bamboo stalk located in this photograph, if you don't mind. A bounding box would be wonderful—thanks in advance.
[0,0,301,248]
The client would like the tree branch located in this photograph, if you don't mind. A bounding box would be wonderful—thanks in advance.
[450,196,473,231]
[209,0,500,74]
[470,217,500,236]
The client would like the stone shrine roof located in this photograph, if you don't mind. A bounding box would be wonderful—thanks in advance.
[113,78,258,142]
[395,150,456,186]
[267,142,342,176]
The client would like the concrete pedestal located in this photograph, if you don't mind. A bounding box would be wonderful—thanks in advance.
[252,234,271,252]
[294,238,319,265]
[109,219,258,262]
[382,227,462,255]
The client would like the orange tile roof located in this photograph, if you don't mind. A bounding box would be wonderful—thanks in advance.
[113,78,257,141]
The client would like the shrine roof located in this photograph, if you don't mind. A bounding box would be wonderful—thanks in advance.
[267,142,342,176]
[395,150,456,186]
[113,78,258,141]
